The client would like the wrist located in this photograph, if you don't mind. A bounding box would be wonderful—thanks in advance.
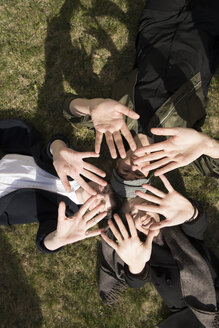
[203,135,219,159]
[50,140,68,158]
[128,262,147,275]
[44,231,66,251]
[185,200,199,223]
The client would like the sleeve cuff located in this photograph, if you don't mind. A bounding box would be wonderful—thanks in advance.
[36,219,64,254]
[47,134,70,160]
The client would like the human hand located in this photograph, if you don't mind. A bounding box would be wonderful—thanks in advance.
[133,127,210,176]
[101,213,156,274]
[51,140,107,195]
[135,175,197,230]
[44,196,107,250]
[90,99,139,159]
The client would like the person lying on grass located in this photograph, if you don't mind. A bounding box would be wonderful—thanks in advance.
[63,0,219,182]
[0,119,118,252]
[99,175,219,328]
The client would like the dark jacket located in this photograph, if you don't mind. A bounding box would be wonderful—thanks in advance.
[0,119,79,253]
[99,208,218,327]
[111,0,219,178]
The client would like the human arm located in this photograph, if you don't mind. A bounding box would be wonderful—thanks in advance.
[50,139,106,195]
[133,127,219,176]
[43,196,107,251]
[101,213,156,275]
[69,98,139,159]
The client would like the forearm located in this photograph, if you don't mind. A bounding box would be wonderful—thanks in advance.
[69,98,104,117]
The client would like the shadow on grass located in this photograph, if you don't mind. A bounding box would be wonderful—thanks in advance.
[0,229,43,328]
[36,0,145,138]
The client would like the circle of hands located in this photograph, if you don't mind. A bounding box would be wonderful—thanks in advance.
[50,100,201,255]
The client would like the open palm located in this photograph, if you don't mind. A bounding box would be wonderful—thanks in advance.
[90,99,139,158]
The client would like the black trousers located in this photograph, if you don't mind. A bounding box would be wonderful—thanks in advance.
[135,0,219,133]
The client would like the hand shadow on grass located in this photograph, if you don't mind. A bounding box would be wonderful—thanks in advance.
[0,229,43,328]
[36,0,145,137]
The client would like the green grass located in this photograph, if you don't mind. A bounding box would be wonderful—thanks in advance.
[0,1,218,327]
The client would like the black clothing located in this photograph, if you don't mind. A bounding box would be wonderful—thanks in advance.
[134,0,219,135]
[0,119,79,253]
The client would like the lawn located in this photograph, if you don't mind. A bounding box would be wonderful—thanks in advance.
[0,1,218,327]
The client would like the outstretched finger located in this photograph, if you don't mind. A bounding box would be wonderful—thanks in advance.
[84,204,105,222]
[82,168,107,187]
[83,162,106,178]
[101,231,118,250]
[138,157,173,172]
[150,220,172,230]
[95,131,103,153]
[114,214,129,239]
[57,170,71,193]
[77,195,98,216]
[121,124,137,151]
[74,175,97,195]
[134,145,164,157]
[126,213,137,237]
[133,151,167,165]
[108,218,123,242]
[135,190,162,204]
[145,230,157,246]
[58,201,66,222]
[159,175,174,192]
[82,151,100,159]
[154,162,180,176]
[117,105,140,120]
[105,131,117,159]
[141,184,166,198]
[134,204,161,214]
[113,131,126,159]
[85,229,103,238]
[86,211,107,229]
[151,127,180,136]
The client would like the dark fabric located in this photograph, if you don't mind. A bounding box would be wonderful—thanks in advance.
[100,204,219,326]
[193,155,219,178]
[0,119,58,176]
[99,227,127,304]
[0,119,79,253]
[163,226,218,327]
[158,307,204,328]
[135,0,219,134]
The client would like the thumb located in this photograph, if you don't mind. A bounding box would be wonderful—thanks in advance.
[145,230,157,248]
[150,220,171,230]
[58,202,66,223]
